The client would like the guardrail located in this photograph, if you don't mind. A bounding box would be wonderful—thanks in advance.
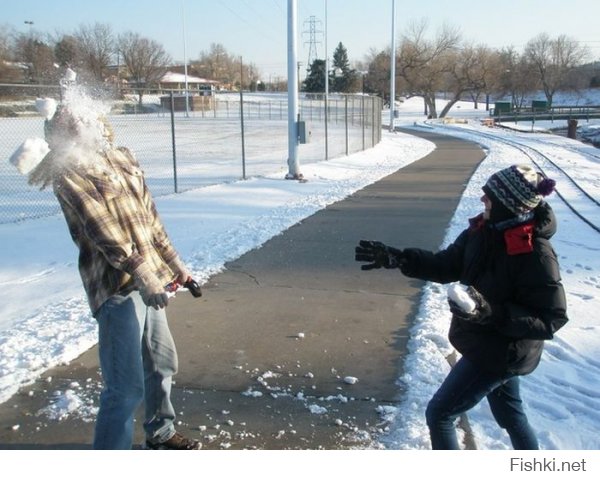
[491,105,600,123]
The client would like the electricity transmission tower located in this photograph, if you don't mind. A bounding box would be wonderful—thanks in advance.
[302,16,323,68]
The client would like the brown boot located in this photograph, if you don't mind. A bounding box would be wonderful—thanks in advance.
[145,432,201,450]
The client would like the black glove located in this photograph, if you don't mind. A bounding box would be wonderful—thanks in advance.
[355,240,406,270]
[448,286,492,324]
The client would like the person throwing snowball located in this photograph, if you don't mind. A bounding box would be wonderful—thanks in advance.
[355,164,568,449]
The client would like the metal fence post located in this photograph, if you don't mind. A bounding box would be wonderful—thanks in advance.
[169,91,178,193]
[361,94,365,150]
[240,87,246,180]
[239,58,247,180]
[345,95,349,155]
[372,97,376,147]
[325,95,329,160]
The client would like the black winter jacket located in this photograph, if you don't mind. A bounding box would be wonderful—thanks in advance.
[401,201,568,375]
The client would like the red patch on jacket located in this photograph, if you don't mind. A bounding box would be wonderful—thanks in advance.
[505,222,535,255]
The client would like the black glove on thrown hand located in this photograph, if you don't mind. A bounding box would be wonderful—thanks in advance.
[355,240,406,270]
[448,286,492,324]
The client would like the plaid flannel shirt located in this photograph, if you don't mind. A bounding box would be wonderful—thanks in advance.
[53,147,180,315]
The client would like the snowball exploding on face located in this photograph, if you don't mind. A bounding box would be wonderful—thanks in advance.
[45,83,112,155]
[447,283,476,313]
[9,138,50,175]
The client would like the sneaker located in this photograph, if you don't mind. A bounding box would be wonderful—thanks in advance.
[145,432,201,450]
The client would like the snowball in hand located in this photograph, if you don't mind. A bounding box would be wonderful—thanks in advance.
[35,97,57,120]
[447,283,476,313]
[9,138,50,175]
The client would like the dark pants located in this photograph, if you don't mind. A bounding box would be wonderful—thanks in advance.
[426,356,538,449]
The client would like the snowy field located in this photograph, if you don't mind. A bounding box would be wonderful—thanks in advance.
[1,89,600,460]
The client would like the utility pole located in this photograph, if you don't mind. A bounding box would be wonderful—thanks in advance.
[240,57,246,180]
[324,0,329,159]
[181,1,190,117]
[286,0,302,180]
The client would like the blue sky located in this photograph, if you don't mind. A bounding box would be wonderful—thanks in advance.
[3,0,599,80]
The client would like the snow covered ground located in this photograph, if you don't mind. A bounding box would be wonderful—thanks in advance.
[383,117,600,451]
[1,90,600,458]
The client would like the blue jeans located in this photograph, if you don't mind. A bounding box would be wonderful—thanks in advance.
[93,290,178,449]
[426,356,538,450]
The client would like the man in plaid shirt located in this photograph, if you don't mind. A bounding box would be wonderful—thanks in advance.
[28,103,201,450]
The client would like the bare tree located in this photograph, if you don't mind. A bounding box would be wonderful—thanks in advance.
[75,23,115,83]
[0,25,12,60]
[466,46,500,110]
[524,33,589,107]
[54,35,79,68]
[364,48,392,98]
[192,43,259,90]
[496,47,538,109]
[118,32,171,104]
[397,20,462,118]
[426,44,501,116]
[194,43,231,82]
[0,25,22,82]
[241,61,260,90]
[13,31,57,84]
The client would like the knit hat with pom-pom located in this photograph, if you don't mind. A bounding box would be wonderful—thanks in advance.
[482,164,556,216]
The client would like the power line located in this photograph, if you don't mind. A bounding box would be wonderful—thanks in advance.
[239,0,279,28]
[270,0,284,15]
[215,0,279,44]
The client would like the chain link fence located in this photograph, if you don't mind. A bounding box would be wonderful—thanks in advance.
[0,85,382,224]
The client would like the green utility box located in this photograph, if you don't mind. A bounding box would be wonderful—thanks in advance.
[493,102,512,116]
[531,100,548,112]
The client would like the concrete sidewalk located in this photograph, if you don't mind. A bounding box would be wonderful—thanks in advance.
[0,129,485,449]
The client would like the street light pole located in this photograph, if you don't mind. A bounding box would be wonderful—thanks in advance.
[389,0,396,132]
[324,0,329,159]
[24,21,34,83]
[324,0,329,99]
[286,0,302,180]
[181,1,190,117]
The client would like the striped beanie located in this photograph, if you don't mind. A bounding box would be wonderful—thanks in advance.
[483,164,556,215]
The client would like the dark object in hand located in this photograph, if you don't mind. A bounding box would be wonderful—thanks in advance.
[184,278,202,298]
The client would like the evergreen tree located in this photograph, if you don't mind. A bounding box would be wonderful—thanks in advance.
[303,59,326,93]
[331,42,357,92]
[332,42,350,72]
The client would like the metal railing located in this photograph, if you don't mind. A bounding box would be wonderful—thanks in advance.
[491,104,600,122]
